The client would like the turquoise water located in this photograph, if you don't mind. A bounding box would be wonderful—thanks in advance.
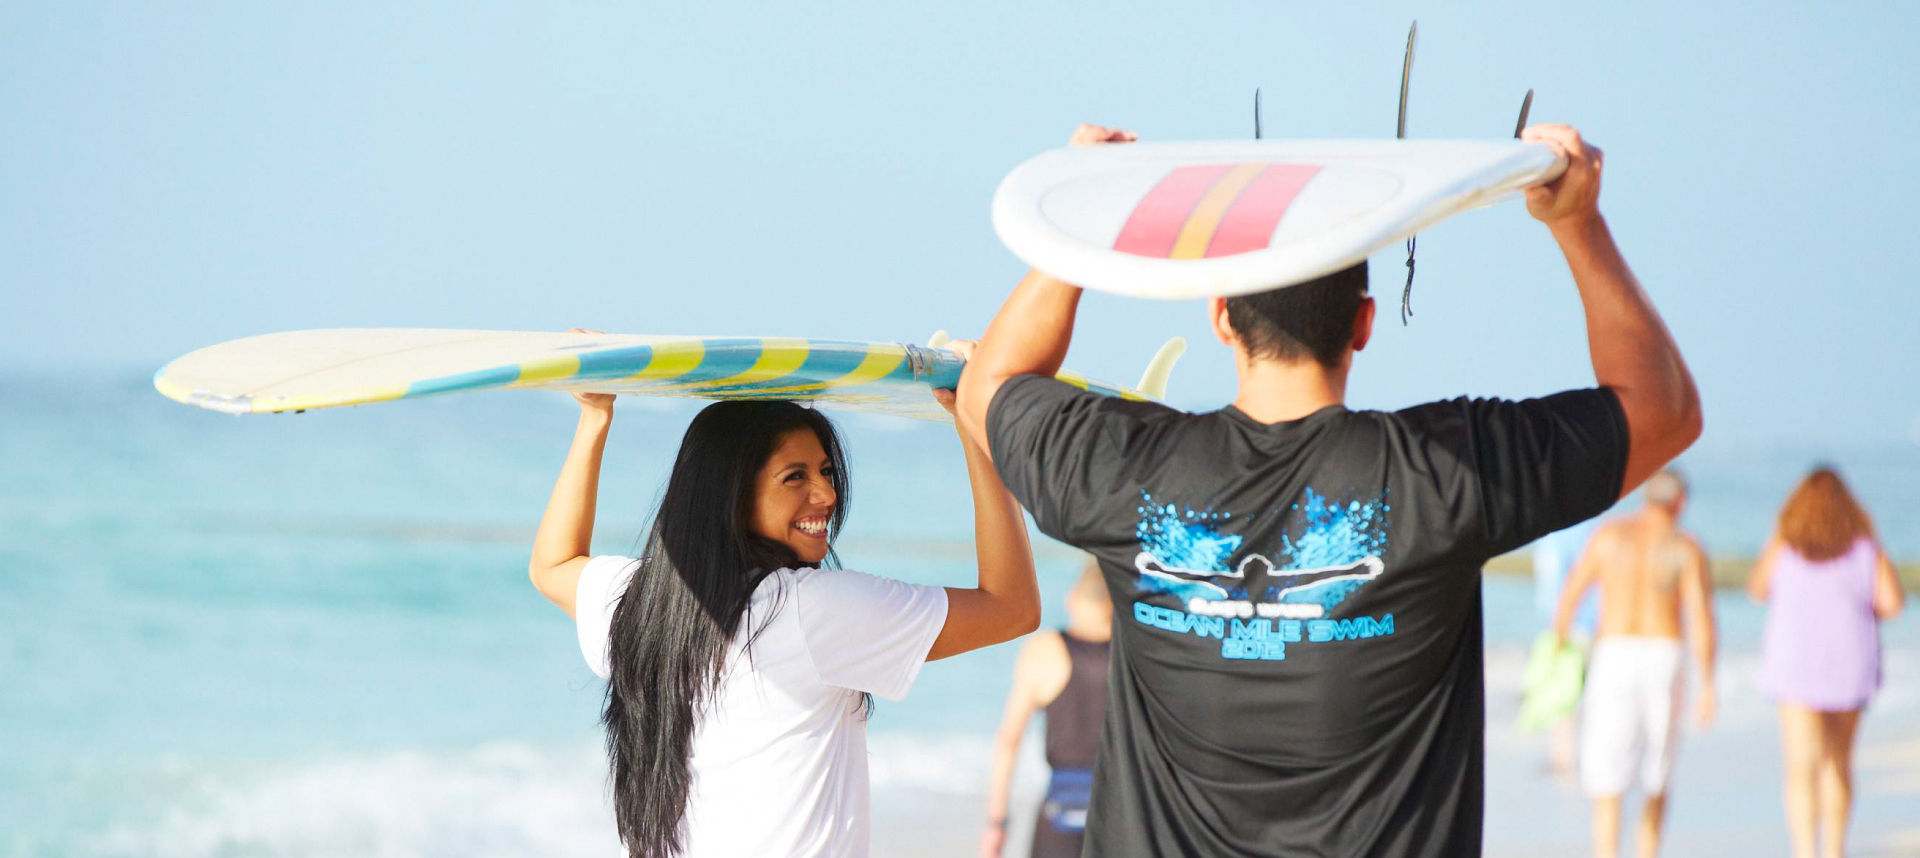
[3,371,1915,855]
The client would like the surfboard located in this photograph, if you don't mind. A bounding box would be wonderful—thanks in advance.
[153,329,1184,421]
[991,139,1566,299]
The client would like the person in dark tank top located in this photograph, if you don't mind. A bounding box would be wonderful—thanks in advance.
[979,561,1112,858]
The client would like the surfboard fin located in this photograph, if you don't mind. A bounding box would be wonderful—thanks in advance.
[926,330,952,350]
[1396,22,1416,141]
[1136,337,1186,400]
[1514,89,1534,138]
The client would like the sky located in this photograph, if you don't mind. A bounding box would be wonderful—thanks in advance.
[3,1,1917,449]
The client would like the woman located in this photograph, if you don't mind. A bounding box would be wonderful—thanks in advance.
[529,341,1039,858]
[1749,466,1904,858]
[979,561,1111,858]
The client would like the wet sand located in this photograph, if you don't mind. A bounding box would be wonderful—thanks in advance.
[1481,550,1920,590]
[872,643,1920,858]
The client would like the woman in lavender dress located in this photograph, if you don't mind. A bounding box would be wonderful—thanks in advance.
[1749,467,1905,858]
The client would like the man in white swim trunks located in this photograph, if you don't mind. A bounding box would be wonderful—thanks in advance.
[1554,470,1717,858]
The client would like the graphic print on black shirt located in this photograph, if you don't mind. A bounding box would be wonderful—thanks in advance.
[986,373,1629,858]
[1132,488,1393,662]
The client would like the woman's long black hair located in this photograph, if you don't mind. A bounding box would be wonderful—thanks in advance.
[602,400,850,858]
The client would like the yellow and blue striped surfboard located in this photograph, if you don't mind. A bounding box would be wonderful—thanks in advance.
[153,329,1158,421]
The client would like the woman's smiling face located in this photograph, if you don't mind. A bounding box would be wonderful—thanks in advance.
[750,428,837,565]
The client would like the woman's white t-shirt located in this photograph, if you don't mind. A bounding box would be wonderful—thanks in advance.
[575,555,949,858]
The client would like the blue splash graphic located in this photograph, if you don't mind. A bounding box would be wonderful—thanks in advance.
[1270,488,1389,606]
[1276,489,1389,570]
[1135,493,1240,572]
[1267,489,1389,606]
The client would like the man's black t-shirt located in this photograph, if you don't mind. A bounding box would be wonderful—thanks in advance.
[986,376,1628,857]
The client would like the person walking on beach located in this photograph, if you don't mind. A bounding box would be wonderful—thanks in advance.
[1748,467,1905,858]
[1552,470,1716,858]
[529,339,1040,858]
[980,561,1112,858]
[955,122,1701,856]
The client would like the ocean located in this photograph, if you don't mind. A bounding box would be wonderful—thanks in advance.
[3,370,1915,856]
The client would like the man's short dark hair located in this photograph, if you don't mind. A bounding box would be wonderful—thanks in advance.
[1223,261,1369,369]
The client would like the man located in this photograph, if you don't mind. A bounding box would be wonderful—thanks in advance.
[955,123,1700,856]
[1554,470,1716,858]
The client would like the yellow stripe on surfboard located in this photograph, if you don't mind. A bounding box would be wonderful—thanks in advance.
[1168,162,1267,260]
[512,353,583,386]
[637,338,810,392]
[716,339,812,387]
[626,340,707,383]
[1055,369,1144,400]
[1055,371,1093,391]
[718,343,906,397]
[508,340,704,391]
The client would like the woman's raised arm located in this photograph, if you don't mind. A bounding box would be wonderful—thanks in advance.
[530,391,616,619]
[928,342,1041,661]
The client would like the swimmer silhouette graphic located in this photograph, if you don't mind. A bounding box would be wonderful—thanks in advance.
[1135,552,1384,618]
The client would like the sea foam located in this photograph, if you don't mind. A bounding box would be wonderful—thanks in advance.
[87,742,618,858]
[79,731,1041,858]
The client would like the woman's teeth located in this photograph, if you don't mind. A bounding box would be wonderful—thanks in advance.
[795,519,828,536]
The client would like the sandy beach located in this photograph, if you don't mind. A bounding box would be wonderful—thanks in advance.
[871,575,1920,858]
[1482,551,1920,590]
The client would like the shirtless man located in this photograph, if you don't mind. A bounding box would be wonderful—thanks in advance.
[1554,470,1717,858]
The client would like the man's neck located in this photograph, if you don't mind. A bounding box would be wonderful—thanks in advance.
[1637,506,1680,533]
[1230,354,1350,424]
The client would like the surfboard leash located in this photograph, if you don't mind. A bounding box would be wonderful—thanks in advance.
[1398,21,1417,325]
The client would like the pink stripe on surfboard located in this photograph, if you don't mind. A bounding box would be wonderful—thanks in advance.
[1111,164,1236,258]
[1205,164,1322,257]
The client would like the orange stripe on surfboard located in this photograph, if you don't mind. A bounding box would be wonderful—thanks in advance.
[1112,163,1321,260]
[1205,164,1321,257]
[1112,164,1234,258]
[1168,163,1267,259]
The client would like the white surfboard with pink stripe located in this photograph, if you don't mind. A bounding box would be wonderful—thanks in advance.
[991,139,1565,299]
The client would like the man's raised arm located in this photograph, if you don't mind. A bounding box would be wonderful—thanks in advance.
[956,268,1083,453]
[956,124,1136,452]
[1522,124,1703,496]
